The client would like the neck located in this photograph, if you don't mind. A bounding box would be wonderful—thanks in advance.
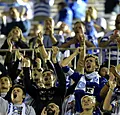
[13,101,23,105]
[83,108,93,114]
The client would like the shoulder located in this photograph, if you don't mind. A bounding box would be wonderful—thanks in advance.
[26,105,36,115]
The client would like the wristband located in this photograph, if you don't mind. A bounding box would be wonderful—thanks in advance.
[38,44,43,47]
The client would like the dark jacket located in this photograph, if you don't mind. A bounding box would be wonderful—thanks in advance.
[23,62,66,115]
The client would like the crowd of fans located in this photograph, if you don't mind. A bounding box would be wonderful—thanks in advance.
[0,0,120,115]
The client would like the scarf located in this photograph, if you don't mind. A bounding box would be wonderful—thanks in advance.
[8,103,26,115]
[75,72,100,92]
[62,94,75,115]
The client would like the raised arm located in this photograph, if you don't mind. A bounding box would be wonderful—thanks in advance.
[76,36,86,74]
[22,57,38,99]
[103,80,116,111]
[60,47,81,67]
[36,32,49,60]
[52,46,66,95]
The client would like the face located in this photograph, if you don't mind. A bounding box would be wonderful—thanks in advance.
[88,7,97,20]
[11,87,24,104]
[74,22,85,34]
[9,8,19,19]
[44,18,54,29]
[100,67,108,77]
[42,71,55,88]
[85,57,97,73]
[115,15,120,30]
[10,28,21,40]
[46,103,59,115]
[32,69,43,88]
[0,77,11,92]
[81,96,95,110]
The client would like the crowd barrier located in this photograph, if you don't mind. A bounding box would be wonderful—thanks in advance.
[0,46,119,69]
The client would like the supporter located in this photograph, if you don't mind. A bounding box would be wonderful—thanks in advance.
[100,64,120,100]
[0,84,36,115]
[0,75,12,98]
[1,6,31,37]
[31,58,44,88]
[69,0,87,21]
[29,17,64,48]
[99,14,120,66]
[29,24,43,48]
[15,0,34,20]
[0,26,29,56]
[85,6,107,39]
[98,64,109,80]
[54,2,73,29]
[61,45,107,113]
[62,94,76,115]
[22,33,66,115]
[60,21,96,54]
[103,78,120,115]
[33,0,54,24]
[41,103,60,115]
[57,22,73,39]
[29,18,64,61]
[80,95,102,115]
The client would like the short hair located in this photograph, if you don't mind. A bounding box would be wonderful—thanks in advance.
[0,75,12,85]
[81,95,96,104]
[85,54,100,70]
[42,69,55,76]
[58,2,67,8]
[12,84,26,96]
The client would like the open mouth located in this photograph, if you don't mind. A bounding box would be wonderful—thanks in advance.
[13,93,17,98]
[44,77,49,81]
[87,64,91,69]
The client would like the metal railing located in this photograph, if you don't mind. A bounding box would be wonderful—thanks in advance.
[0,46,119,69]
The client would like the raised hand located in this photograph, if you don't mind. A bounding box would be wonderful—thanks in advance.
[41,107,47,115]
[37,31,43,45]
[75,47,83,54]
[52,46,59,63]
[47,24,53,37]
[22,57,31,67]
[15,50,23,60]
[109,80,117,90]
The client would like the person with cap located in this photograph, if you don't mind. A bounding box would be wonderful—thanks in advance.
[0,84,36,115]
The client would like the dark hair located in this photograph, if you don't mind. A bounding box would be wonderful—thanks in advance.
[0,75,12,85]
[58,2,67,8]
[98,64,108,75]
[12,84,26,96]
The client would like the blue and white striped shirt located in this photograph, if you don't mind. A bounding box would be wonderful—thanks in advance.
[100,30,120,65]
[33,0,52,17]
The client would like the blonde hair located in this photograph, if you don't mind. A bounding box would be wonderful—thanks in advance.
[8,26,26,42]
[81,95,96,104]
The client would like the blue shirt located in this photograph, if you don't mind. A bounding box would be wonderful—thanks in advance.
[62,66,107,112]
